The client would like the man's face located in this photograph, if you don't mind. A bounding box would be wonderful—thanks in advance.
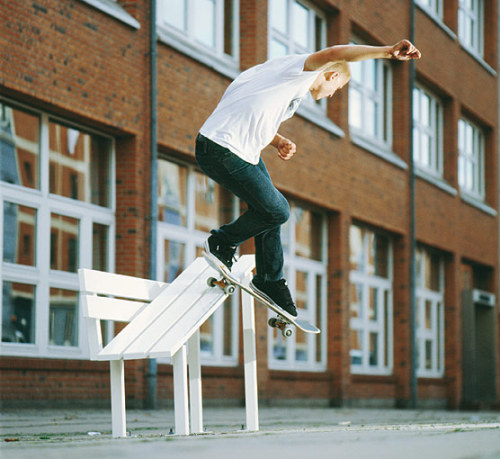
[309,72,349,100]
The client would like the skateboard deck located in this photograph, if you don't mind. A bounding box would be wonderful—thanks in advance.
[203,252,320,337]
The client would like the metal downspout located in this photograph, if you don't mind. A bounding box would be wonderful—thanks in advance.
[146,0,158,410]
[409,0,418,408]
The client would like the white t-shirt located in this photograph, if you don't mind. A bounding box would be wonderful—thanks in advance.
[199,54,321,165]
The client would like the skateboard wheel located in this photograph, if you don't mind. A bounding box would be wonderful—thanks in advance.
[225,284,236,295]
[207,277,217,288]
[282,327,293,338]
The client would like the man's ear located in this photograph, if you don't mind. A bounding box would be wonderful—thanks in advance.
[325,71,339,81]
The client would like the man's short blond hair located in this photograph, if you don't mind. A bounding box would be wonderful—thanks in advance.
[325,61,351,85]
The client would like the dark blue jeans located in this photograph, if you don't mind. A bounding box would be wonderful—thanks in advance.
[195,134,290,282]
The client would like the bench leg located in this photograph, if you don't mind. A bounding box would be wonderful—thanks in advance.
[187,330,203,433]
[172,345,190,435]
[110,359,127,438]
[242,272,259,432]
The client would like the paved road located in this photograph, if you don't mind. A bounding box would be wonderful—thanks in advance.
[1,407,500,458]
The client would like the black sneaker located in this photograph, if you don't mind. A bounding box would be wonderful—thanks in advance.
[249,277,298,317]
[204,232,237,271]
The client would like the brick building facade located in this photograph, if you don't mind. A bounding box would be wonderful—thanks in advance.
[1,0,498,410]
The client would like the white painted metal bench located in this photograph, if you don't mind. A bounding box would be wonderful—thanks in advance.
[78,255,259,437]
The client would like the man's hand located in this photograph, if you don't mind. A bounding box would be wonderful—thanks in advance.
[276,136,296,161]
[389,40,421,61]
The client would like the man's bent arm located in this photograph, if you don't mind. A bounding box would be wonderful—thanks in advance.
[304,40,420,71]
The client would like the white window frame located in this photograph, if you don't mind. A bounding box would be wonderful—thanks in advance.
[156,159,240,367]
[458,117,485,201]
[349,40,393,154]
[458,0,484,57]
[415,247,445,378]
[416,0,443,20]
[156,0,240,78]
[413,85,444,178]
[0,99,116,359]
[349,227,394,376]
[268,0,327,116]
[268,204,327,372]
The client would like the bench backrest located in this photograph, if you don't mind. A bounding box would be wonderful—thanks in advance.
[78,269,168,359]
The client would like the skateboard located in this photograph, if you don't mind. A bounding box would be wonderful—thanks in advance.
[203,252,320,337]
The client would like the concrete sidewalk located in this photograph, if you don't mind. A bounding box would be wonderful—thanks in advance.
[1,406,500,458]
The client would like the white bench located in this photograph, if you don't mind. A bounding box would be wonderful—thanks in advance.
[78,255,259,437]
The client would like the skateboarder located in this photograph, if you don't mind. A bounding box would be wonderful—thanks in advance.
[197,39,421,317]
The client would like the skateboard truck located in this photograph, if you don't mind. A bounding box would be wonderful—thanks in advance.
[268,316,293,337]
[207,276,236,295]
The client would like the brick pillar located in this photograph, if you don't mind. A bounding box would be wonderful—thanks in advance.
[328,212,352,405]
[240,0,268,70]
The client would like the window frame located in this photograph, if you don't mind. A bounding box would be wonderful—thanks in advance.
[458,117,485,201]
[0,99,116,359]
[348,39,393,154]
[156,0,240,78]
[458,0,484,58]
[412,85,444,178]
[349,225,394,376]
[156,158,240,367]
[267,0,328,116]
[415,247,445,378]
[268,202,328,372]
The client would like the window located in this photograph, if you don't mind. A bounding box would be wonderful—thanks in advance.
[413,86,443,177]
[458,0,484,56]
[458,118,485,200]
[416,0,443,18]
[349,225,393,375]
[157,159,239,365]
[268,0,326,114]
[0,100,115,357]
[349,42,392,151]
[157,0,239,73]
[269,203,327,371]
[415,247,445,377]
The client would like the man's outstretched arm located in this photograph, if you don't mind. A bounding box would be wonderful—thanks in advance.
[304,39,421,71]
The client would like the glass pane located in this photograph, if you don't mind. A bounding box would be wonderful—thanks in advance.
[350,330,363,365]
[49,121,111,207]
[425,252,441,291]
[294,207,322,260]
[295,323,308,361]
[270,0,288,34]
[0,103,40,189]
[364,60,377,91]
[292,1,309,49]
[3,202,36,266]
[49,288,78,347]
[367,232,389,278]
[315,275,323,363]
[348,88,363,129]
[425,299,432,330]
[273,327,287,360]
[194,0,216,48]
[163,239,185,283]
[200,316,214,354]
[158,160,187,226]
[50,214,79,272]
[164,0,186,31]
[350,61,362,83]
[92,223,109,271]
[369,332,378,366]
[223,299,233,357]
[350,283,363,319]
[296,270,308,313]
[270,39,288,58]
[223,0,235,56]
[2,282,36,344]
[369,287,378,320]
[365,98,377,137]
[384,290,390,366]
[421,93,430,126]
[349,225,364,271]
[425,339,432,369]
[195,172,234,233]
